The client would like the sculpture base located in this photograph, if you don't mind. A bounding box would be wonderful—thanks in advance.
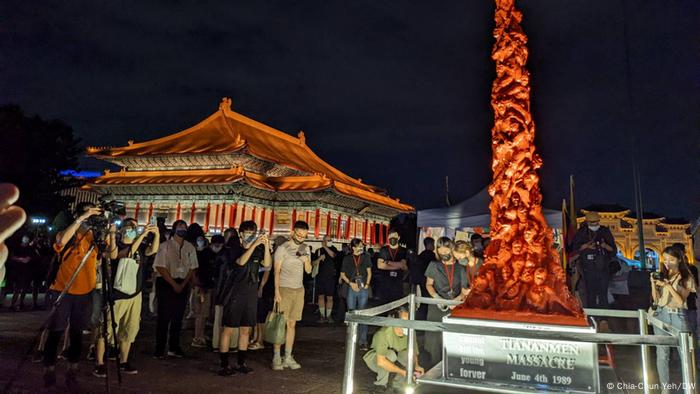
[440,315,599,393]
[450,305,589,327]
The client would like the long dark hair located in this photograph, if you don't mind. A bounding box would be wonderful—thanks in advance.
[661,246,691,286]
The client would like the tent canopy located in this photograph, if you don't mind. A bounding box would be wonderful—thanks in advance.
[417,188,563,229]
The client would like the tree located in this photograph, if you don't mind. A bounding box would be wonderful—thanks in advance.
[0,105,81,220]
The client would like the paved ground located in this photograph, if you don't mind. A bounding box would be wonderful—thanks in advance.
[0,295,697,393]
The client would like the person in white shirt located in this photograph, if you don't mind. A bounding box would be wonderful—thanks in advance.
[271,221,312,370]
[153,220,198,359]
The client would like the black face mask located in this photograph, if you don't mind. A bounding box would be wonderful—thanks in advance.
[439,253,452,262]
[175,229,187,238]
[389,238,398,246]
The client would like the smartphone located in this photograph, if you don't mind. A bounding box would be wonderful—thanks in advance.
[150,216,157,226]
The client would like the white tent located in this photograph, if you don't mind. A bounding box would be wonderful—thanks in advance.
[417,188,563,229]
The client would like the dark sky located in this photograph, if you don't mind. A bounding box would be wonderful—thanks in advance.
[2,1,698,219]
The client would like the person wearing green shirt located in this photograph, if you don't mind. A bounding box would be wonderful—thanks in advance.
[363,308,424,389]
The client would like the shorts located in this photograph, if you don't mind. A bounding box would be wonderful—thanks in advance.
[257,294,273,324]
[46,290,91,332]
[279,287,304,322]
[315,276,336,296]
[102,295,142,344]
[222,289,257,328]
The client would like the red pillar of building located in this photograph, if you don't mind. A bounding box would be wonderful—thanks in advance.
[345,216,352,239]
[251,206,257,225]
[314,208,321,238]
[335,213,342,239]
[326,211,331,236]
[214,204,220,231]
[229,203,237,228]
[220,202,226,230]
[385,224,389,244]
[204,203,211,233]
[189,202,196,224]
[260,207,267,230]
[379,224,385,245]
[241,204,247,226]
[291,208,297,231]
[363,219,368,243]
[269,209,275,235]
[175,202,181,221]
[305,210,310,225]
[134,202,141,224]
[147,203,154,224]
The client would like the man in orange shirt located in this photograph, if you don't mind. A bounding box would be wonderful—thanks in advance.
[43,202,117,390]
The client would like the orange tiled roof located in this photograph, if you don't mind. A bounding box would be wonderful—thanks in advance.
[87,98,386,195]
[89,168,414,212]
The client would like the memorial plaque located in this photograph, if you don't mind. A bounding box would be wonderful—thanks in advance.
[443,317,599,393]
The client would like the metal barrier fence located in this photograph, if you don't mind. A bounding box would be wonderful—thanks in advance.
[342,294,697,394]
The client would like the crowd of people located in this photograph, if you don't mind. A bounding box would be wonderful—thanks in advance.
[1,196,698,393]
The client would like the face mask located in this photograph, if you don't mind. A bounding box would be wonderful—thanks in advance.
[440,253,452,262]
[124,229,137,240]
[244,235,256,245]
[21,237,30,245]
[353,248,363,256]
[175,229,187,238]
[196,239,206,248]
[401,328,408,336]
[211,245,223,254]
[588,225,600,232]
[388,238,398,246]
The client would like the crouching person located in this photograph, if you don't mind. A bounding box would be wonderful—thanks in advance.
[363,308,424,390]
[94,219,159,377]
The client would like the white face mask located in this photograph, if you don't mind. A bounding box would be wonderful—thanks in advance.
[401,328,408,336]
[588,225,600,232]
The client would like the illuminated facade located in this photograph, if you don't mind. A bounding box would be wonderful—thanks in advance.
[579,206,694,266]
[85,98,413,242]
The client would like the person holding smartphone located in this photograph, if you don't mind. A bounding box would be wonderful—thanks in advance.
[339,238,372,349]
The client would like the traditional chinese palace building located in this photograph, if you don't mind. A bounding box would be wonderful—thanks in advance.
[578,205,695,266]
[85,98,413,244]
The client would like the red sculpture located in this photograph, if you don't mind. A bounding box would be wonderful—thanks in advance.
[453,0,584,325]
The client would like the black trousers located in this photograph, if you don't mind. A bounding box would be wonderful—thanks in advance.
[155,277,188,354]
[378,277,404,305]
[411,283,429,321]
[581,264,609,308]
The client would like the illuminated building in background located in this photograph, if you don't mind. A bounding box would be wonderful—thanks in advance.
[83,98,413,240]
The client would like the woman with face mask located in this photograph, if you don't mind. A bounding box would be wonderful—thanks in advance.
[650,246,696,394]
[339,238,373,349]
[93,219,159,377]
[423,237,469,368]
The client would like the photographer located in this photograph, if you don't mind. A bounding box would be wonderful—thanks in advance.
[216,220,270,375]
[424,237,469,368]
[153,219,198,359]
[362,307,423,391]
[377,229,408,304]
[339,238,372,350]
[93,219,159,377]
[650,246,696,393]
[43,202,117,389]
[570,211,616,308]
[271,221,312,371]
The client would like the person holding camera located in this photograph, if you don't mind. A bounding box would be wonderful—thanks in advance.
[424,237,469,368]
[339,238,372,350]
[153,219,198,359]
[216,220,271,375]
[650,246,696,394]
[570,211,617,308]
[271,221,312,370]
[43,202,117,389]
[93,218,159,377]
[363,307,424,391]
[377,229,408,304]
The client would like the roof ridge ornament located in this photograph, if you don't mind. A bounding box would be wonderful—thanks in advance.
[219,97,233,112]
[297,130,306,145]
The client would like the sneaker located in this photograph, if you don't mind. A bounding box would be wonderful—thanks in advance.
[92,365,107,378]
[283,355,301,370]
[191,337,206,348]
[271,356,283,371]
[237,364,253,374]
[168,348,185,358]
[248,342,264,351]
[43,368,56,388]
[217,365,236,376]
[152,351,166,360]
[119,362,138,375]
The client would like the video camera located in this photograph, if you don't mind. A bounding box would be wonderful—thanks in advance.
[85,195,126,230]
[651,271,666,281]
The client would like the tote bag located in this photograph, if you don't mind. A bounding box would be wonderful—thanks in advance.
[264,302,286,345]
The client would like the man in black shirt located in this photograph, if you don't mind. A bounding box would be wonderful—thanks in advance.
[412,237,436,320]
[571,211,617,308]
[93,219,159,377]
[216,220,271,376]
[377,229,408,304]
[313,235,338,323]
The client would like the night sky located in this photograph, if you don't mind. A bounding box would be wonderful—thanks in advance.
[2,1,698,220]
